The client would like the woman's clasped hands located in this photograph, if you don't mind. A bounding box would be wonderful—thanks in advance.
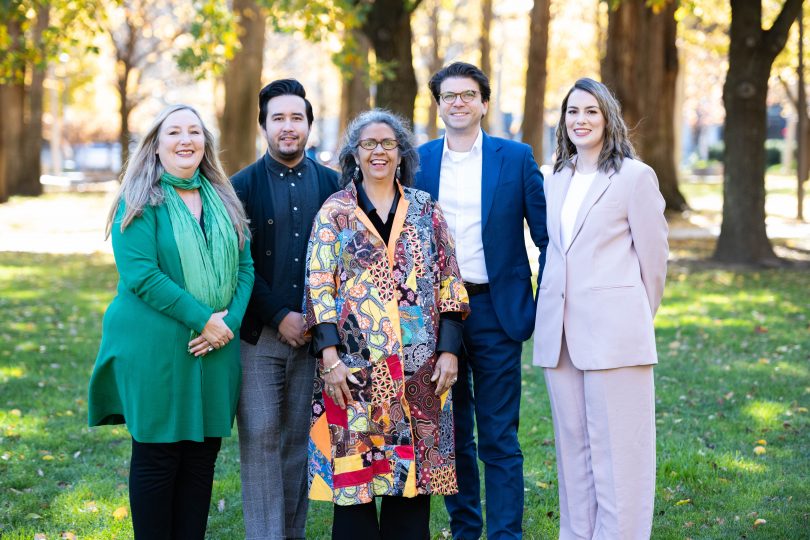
[188,309,233,357]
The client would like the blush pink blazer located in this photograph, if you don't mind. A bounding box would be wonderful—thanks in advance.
[532,158,668,370]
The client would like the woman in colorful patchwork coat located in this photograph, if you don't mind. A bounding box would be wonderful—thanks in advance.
[303,109,470,540]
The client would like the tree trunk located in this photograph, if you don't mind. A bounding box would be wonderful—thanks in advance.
[16,5,49,196]
[715,0,802,264]
[426,0,442,140]
[118,67,132,171]
[339,31,371,136]
[3,83,25,195]
[0,85,11,203]
[797,7,806,221]
[479,0,493,131]
[520,0,550,162]
[363,0,420,125]
[602,0,687,211]
[220,0,266,175]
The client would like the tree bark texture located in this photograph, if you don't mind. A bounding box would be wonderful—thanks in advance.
[363,0,421,125]
[339,31,371,136]
[17,4,49,196]
[220,0,265,175]
[520,0,550,161]
[715,0,802,263]
[426,0,443,140]
[479,0,493,131]
[602,0,687,212]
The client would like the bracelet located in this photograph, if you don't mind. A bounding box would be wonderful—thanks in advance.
[320,359,341,375]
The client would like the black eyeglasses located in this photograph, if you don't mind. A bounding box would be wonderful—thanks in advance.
[357,138,399,151]
[439,90,479,104]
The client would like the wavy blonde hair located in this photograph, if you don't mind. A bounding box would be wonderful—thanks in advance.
[105,104,248,247]
[552,78,636,174]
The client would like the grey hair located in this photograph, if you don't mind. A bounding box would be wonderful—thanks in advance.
[105,104,249,247]
[552,78,636,174]
[337,108,419,187]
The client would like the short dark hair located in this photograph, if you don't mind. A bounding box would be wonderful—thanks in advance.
[338,109,419,188]
[258,79,314,128]
[428,62,491,104]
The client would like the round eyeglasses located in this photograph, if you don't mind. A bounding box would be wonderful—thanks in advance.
[439,90,479,104]
[357,138,399,151]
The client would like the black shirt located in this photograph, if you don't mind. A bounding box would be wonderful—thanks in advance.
[355,180,400,244]
[263,153,322,326]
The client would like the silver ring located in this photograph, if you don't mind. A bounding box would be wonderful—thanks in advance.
[207,346,214,352]
[450,378,457,384]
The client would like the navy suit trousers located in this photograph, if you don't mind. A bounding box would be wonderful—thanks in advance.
[445,291,524,539]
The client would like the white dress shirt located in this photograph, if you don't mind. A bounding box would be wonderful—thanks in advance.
[560,169,597,250]
[438,130,488,283]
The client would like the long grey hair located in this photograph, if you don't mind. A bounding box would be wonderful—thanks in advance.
[337,109,419,187]
[105,104,249,247]
[552,78,636,174]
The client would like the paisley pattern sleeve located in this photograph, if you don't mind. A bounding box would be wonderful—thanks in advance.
[432,201,470,317]
[303,197,343,332]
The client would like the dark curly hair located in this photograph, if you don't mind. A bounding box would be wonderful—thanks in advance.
[428,62,491,104]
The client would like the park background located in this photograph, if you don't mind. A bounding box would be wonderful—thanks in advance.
[0,0,808,538]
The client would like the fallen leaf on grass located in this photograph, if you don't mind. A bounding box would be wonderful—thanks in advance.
[756,439,767,445]
[34,534,46,540]
[60,533,77,539]
[754,518,767,527]
[753,445,766,455]
[10,409,21,417]
[83,501,98,513]
[217,499,225,512]
[113,506,128,520]
[754,325,768,334]
[675,499,692,506]
[758,357,770,364]
[535,481,549,489]
[42,455,54,461]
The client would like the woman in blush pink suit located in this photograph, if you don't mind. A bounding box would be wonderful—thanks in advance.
[533,78,668,540]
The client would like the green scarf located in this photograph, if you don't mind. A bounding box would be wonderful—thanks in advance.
[161,170,239,325]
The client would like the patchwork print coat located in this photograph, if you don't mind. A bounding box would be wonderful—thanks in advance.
[303,182,470,505]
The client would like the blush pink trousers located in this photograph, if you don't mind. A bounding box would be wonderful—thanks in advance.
[543,338,656,540]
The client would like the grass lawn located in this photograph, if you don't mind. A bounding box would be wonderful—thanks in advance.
[0,181,808,538]
[1,250,807,539]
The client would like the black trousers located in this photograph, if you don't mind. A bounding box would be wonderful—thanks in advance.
[129,437,222,540]
[332,495,431,540]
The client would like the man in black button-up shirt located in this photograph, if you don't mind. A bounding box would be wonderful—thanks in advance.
[231,79,339,540]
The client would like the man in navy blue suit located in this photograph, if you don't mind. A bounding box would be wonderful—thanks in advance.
[415,62,548,540]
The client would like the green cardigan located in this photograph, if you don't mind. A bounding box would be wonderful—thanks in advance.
[88,201,254,442]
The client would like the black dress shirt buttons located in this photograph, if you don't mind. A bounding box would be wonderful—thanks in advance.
[293,206,298,211]
[267,219,274,225]
[294,233,299,237]
[294,257,299,262]
[291,183,295,187]
[266,250,272,256]
[292,284,298,288]
[297,172,302,176]
[279,173,284,177]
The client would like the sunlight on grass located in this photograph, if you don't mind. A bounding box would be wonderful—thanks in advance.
[743,400,789,427]
[715,452,767,474]
[0,365,26,381]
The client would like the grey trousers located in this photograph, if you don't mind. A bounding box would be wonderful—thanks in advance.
[237,328,316,540]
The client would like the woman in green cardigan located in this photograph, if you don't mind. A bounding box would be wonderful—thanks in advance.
[88,104,254,539]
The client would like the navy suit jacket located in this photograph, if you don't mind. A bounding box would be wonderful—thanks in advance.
[415,132,548,342]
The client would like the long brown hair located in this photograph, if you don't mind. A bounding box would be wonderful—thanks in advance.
[552,78,636,174]
[105,104,249,247]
